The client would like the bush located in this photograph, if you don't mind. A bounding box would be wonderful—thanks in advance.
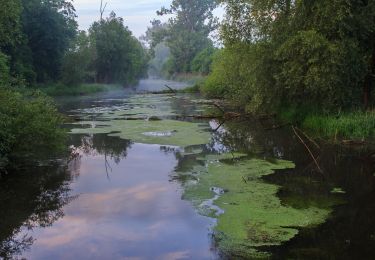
[0,88,66,171]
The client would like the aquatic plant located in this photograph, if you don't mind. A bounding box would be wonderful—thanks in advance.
[177,155,332,258]
[70,94,212,147]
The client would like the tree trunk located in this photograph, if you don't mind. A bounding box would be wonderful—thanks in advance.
[364,48,375,109]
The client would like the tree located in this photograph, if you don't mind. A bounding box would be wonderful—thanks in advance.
[0,0,22,51]
[61,31,95,85]
[149,0,218,74]
[89,12,148,85]
[21,0,77,82]
[207,0,375,111]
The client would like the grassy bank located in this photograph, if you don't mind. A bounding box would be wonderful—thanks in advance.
[36,83,123,96]
[279,107,375,141]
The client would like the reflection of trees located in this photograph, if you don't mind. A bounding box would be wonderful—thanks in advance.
[0,161,77,259]
[69,134,132,164]
[172,117,375,259]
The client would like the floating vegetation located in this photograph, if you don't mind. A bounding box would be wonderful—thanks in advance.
[71,119,211,147]
[176,155,332,258]
[69,94,212,147]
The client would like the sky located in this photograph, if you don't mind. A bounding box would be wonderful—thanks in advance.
[73,0,224,38]
[73,0,174,38]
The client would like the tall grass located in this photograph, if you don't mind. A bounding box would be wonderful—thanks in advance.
[302,111,375,140]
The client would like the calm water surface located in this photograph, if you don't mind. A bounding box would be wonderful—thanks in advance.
[0,80,374,259]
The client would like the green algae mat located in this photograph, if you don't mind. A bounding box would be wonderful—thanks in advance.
[69,94,211,147]
[175,154,332,258]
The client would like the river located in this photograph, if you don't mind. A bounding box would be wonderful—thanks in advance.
[0,79,374,259]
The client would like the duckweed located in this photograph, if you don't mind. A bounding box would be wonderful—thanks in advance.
[178,156,331,258]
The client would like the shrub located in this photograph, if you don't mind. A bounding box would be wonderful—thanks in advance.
[0,88,66,171]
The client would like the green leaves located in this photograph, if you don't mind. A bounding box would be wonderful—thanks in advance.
[146,0,218,75]
[206,0,375,112]
[0,89,66,171]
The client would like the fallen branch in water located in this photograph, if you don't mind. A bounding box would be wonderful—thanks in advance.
[294,126,320,149]
[214,120,225,132]
[292,125,323,174]
[165,84,177,93]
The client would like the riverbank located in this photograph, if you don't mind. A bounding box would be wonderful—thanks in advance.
[278,107,375,142]
[36,83,123,96]
[179,84,375,141]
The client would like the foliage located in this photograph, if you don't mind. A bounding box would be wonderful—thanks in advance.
[61,31,94,86]
[21,0,77,83]
[191,46,217,74]
[302,111,375,140]
[0,52,10,85]
[89,12,148,85]
[61,12,148,86]
[205,0,375,112]
[0,0,23,50]
[0,88,66,171]
[145,0,218,75]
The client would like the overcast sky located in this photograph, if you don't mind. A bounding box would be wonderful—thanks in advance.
[73,0,173,38]
[73,0,224,38]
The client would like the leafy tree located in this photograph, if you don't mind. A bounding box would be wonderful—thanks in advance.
[149,0,218,74]
[207,0,375,112]
[21,0,77,82]
[0,0,22,51]
[61,31,95,85]
[191,45,217,74]
[89,12,147,85]
[0,53,10,85]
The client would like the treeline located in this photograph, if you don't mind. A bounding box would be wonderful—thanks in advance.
[0,0,147,172]
[144,0,218,77]
[62,12,148,86]
[0,0,147,87]
[203,0,375,113]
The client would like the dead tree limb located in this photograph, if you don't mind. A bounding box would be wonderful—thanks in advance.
[100,0,108,21]
[165,84,177,93]
[292,126,323,174]
[295,126,320,149]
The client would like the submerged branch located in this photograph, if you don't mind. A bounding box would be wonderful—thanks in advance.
[292,126,324,174]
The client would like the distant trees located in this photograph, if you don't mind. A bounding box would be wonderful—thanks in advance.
[0,0,77,85]
[21,0,77,83]
[205,0,375,111]
[0,0,147,171]
[145,0,218,76]
[0,0,147,87]
[61,12,148,86]
[88,12,148,85]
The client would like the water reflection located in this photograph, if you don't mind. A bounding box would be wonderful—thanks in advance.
[0,162,75,259]
[1,90,374,259]
[10,135,216,260]
[207,118,375,259]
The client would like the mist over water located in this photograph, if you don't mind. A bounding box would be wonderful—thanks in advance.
[136,79,189,92]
